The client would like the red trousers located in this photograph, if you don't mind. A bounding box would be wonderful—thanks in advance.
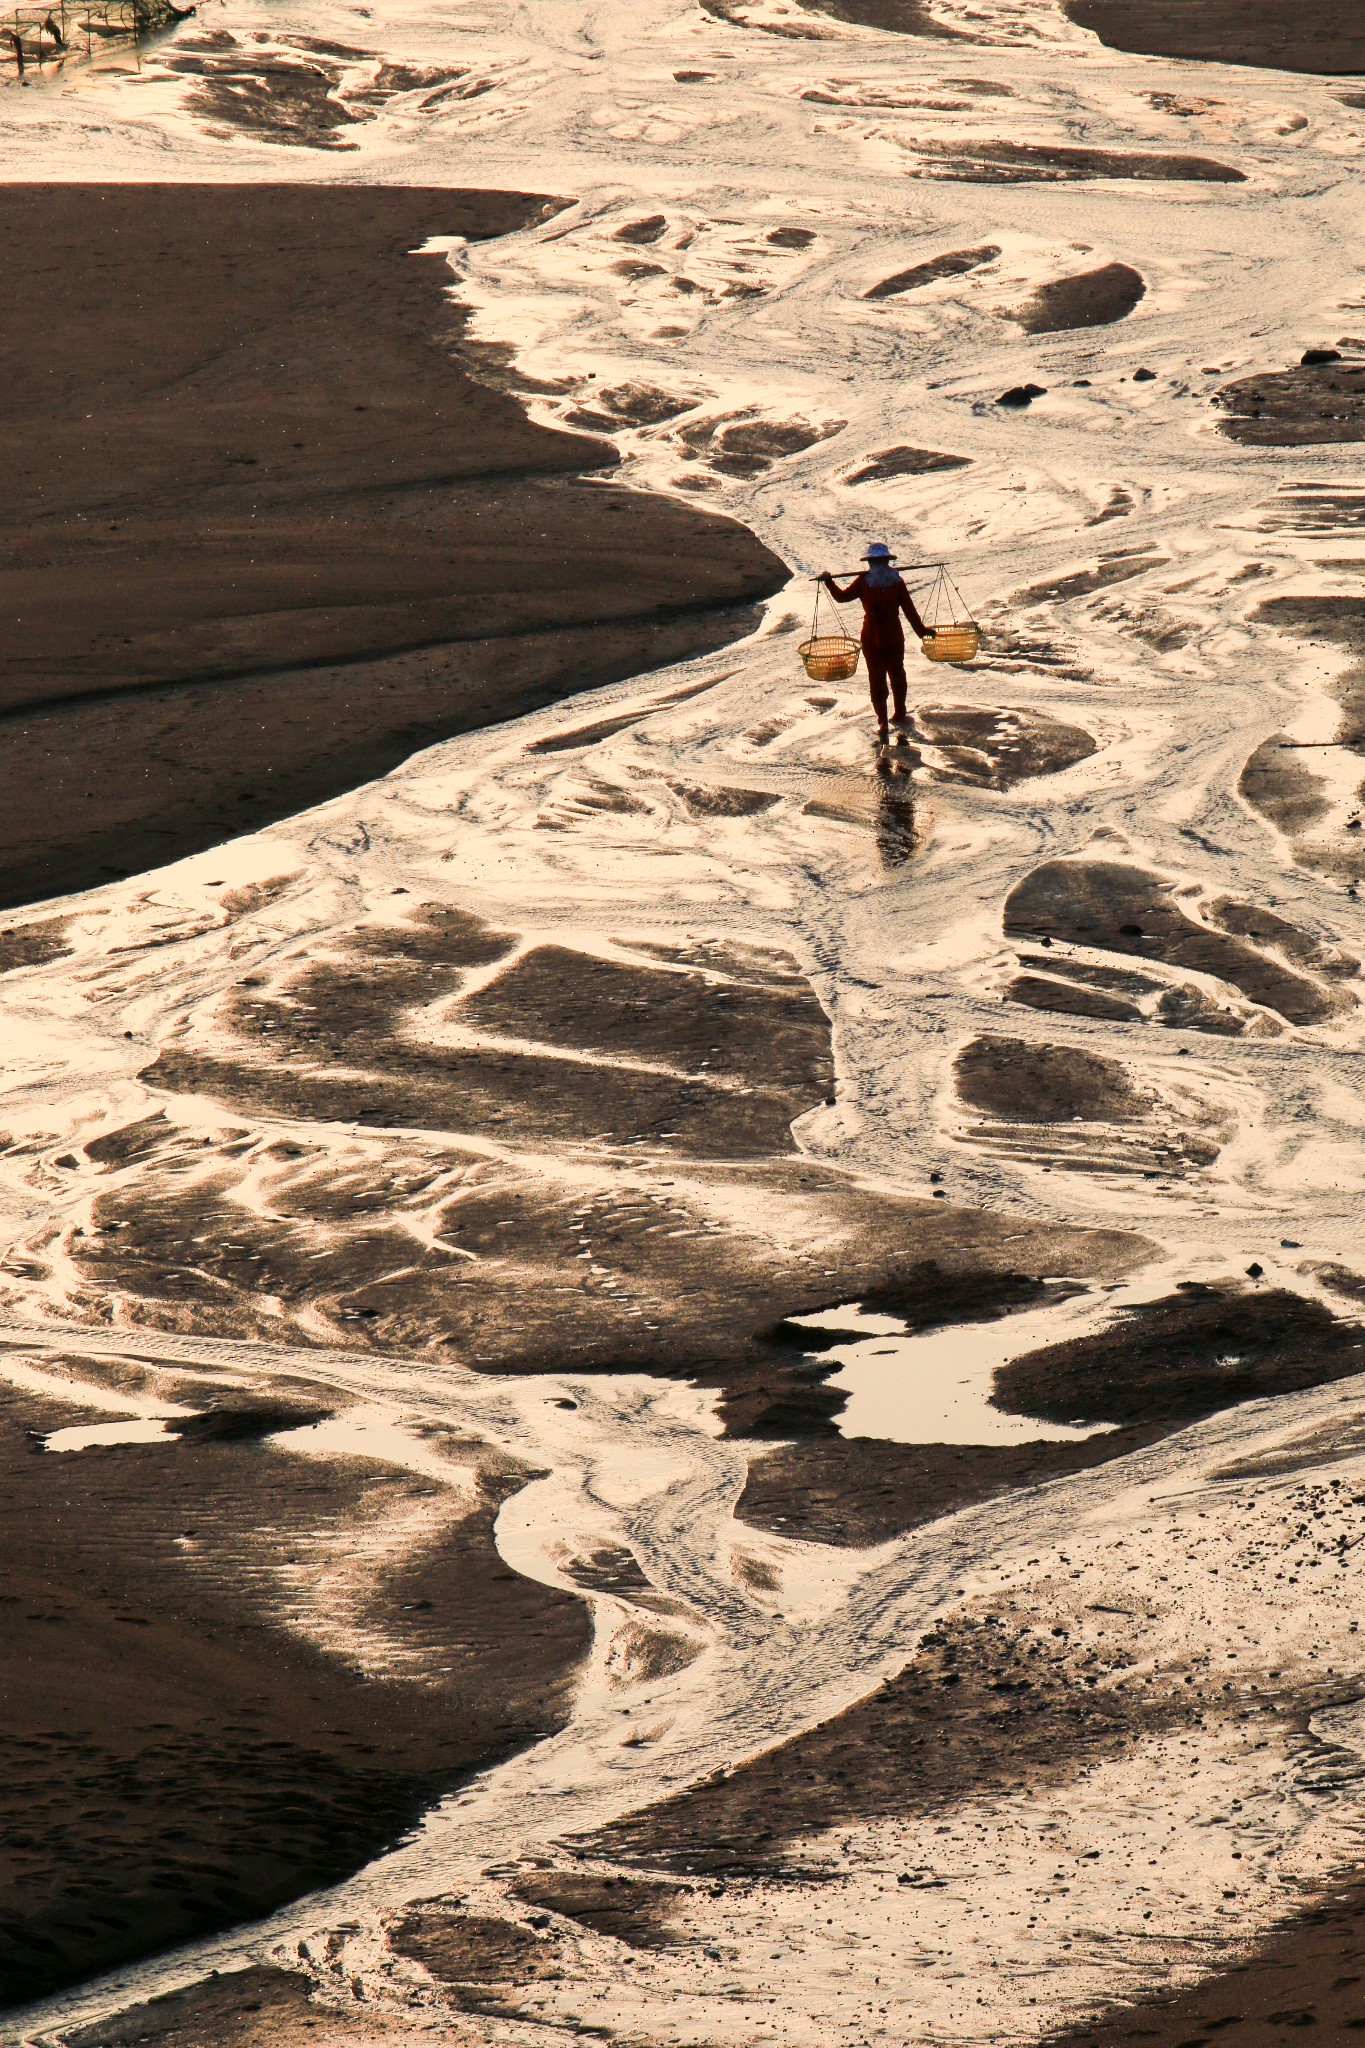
[865,640,907,727]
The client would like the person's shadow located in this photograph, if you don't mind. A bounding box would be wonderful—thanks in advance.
[875,736,920,870]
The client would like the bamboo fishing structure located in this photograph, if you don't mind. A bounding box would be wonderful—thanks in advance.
[3,0,190,70]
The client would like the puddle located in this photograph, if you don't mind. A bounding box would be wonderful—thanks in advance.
[788,1303,1116,1446]
[267,1407,479,1486]
[43,1417,176,1453]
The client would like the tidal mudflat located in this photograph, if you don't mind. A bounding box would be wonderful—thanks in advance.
[6,0,1365,2043]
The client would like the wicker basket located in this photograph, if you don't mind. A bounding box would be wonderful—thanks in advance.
[921,623,980,665]
[799,633,861,682]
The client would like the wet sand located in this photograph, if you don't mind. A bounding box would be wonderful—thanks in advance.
[0,185,784,912]
[10,0,1365,2034]
[1062,0,1365,75]
[0,1372,589,2008]
[734,1427,1165,1547]
[585,1281,1365,1880]
[809,0,1365,66]
[67,1967,415,2047]
[1046,1879,1365,2042]
[1219,355,1365,444]
[1011,262,1146,335]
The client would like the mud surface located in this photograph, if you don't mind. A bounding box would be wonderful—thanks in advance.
[139,916,834,1162]
[954,1029,1230,1176]
[65,1967,398,2048]
[1012,262,1146,334]
[863,244,1001,299]
[909,704,1096,787]
[900,140,1243,183]
[734,1428,1165,1547]
[388,1906,563,2008]
[844,445,972,483]
[155,31,494,150]
[1003,860,1352,1024]
[1013,555,1166,606]
[509,1871,687,1948]
[588,1298,1365,1880]
[0,185,784,911]
[1219,357,1365,445]
[0,1376,589,2008]
[800,0,970,35]
[1005,973,1144,1023]
[12,3,1365,2035]
[1046,1879,1365,2044]
[1248,600,1365,880]
[68,1017,1148,1368]
[20,890,1135,1367]
[1062,0,1365,75]
[582,1607,1195,1875]
[995,1285,1365,1428]
[955,1036,1152,1123]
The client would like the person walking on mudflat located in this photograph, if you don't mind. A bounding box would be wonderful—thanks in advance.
[822,543,933,744]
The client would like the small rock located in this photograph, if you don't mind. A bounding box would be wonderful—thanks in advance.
[1281,1238,1302,1249]
[997,383,1047,408]
[1246,1262,1264,1278]
[1073,378,1092,387]
[1133,367,1157,381]
[1302,347,1343,366]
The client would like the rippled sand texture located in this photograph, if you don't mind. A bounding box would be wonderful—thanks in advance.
[8,0,1365,2043]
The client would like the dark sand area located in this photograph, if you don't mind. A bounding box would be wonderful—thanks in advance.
[807,0,1365,67]
[584,1608,1192,1876]
[1219,355,1365,445]
[1012,261,1145,335]
[845,444,972,483]
[0,185,784,912]
[0,1373,589,2009]
[902,139,1242,183]
[799,0,970,37]
[735,1283,1365,1544]
[863,244,1000,300]
[66,1874,1365,2046]
[1003,859,1356,1024]
[1048,1883,1365,2042]
[67,1967,412,2047]
[585,1283,1365,1880]
[735,1426,1166,1547]
[1063,0,1365,74]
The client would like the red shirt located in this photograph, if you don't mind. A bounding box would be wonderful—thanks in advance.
[825,573,927,654]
